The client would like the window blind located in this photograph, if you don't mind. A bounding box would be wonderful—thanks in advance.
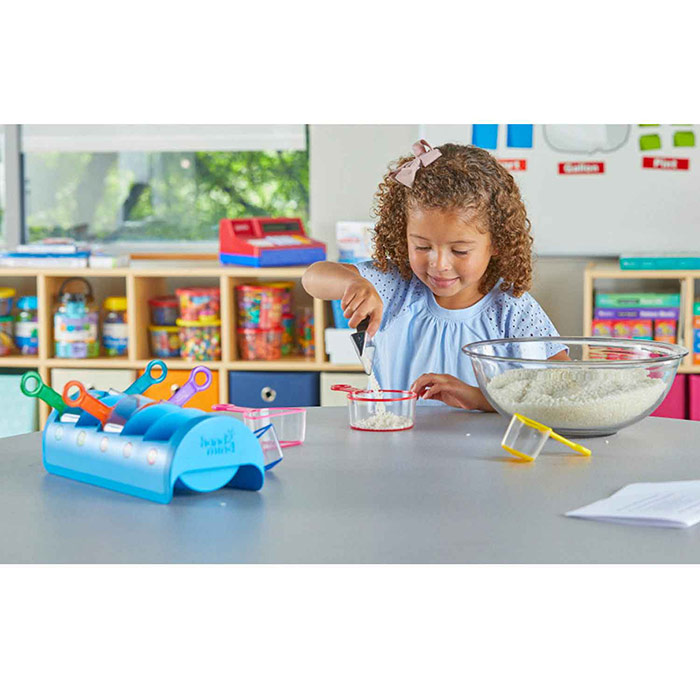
[21,124,307,153]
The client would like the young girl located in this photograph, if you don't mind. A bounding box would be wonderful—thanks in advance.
[302,140,568,410]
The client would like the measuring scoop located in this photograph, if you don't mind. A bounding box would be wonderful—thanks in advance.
[20,371,80,423]
[350,317,375,375]
[501,413,592,462]
[123,359,168,395]
[167,366,212,407]
[62,381,156,433]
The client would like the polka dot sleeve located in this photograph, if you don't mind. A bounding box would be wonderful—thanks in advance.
[354,261,412,330]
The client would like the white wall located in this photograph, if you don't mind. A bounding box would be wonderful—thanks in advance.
[309,124,594,336]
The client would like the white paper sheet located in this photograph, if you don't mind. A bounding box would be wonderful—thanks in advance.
[566,481,700,529]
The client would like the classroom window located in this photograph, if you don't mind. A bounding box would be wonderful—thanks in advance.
[21,125,309,243]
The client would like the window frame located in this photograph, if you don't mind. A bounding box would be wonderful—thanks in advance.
[8,124,309,251]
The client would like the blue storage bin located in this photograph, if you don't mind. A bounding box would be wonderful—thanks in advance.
[229,371,320,408]
[1,371,39,438]
[331,299,350,329]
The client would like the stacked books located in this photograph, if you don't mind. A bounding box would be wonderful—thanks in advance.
[0,239,90,268]
[620,252,700,271]
[693,302,700,364]
[592,292,679,343]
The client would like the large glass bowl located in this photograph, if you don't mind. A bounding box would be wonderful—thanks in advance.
[462,337,688,438]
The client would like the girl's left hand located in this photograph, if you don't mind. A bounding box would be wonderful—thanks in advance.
[410,373,494,412]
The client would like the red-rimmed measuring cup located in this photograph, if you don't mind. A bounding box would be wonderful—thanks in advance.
[331,384,417,432]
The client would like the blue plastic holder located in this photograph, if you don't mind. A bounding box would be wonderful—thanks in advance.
[41,400,265,504]
[27,364,270,504]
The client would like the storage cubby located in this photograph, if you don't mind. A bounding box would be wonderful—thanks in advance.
[583,262,700,374]
[0,272,39,364]
[131,273,222,362]
[43,273,128,361]
[228,275,316,365]
[0,264,361,427]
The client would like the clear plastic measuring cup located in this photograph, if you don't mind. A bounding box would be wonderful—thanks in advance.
[501,413,592,462]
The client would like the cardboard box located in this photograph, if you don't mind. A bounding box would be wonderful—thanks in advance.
[654,319,677,344]
[324,328,359,364]
[591,319,613,336]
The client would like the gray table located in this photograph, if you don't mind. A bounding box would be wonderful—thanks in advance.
[2,407,700,563]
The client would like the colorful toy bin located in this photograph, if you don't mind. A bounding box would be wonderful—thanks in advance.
[53,277,99,359]
[236,284,283,329]
[0,316,14,356]
[237,327,283,360]
[0,287,16,316]
[15,296,39,356]
[20,362,282,504]
[176,287,220,322]
[148,296,179,326]
[177,318,221,361]
[149,325,181,358]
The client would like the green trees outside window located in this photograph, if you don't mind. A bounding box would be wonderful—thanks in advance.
[24,148,309,243]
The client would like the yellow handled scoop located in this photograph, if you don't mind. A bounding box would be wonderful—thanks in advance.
[501,412,592,462]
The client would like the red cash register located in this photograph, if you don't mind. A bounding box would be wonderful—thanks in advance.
[219,217,326,267]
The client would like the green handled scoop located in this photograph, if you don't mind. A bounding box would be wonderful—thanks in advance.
[20,370,77,421]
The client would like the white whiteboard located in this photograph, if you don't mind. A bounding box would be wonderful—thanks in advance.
[421,124,700,257]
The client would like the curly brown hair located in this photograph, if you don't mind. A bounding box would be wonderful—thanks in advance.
[371,143,533,297]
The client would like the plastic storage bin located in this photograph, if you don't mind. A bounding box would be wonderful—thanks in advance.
[53,277,99,359]
[0,371,38,438]
[651,374,686,420]
[0,317,14,356]
[268,281,294,314]
[51,368,136,396]
[149,325,181,358]
[281,313,295,355]
[229,371,320,408]
[148,296,179,326]
[0,287,15,317]
[688,375,700,421]
[15,296,38,356]
[236,285,283,329]
[237,328,282,360]
[102,296,128,357]
[176,287,220,321]
[140,368,220,412]
[177,318,221,361]
[298,307,314,357]
[214,403,307,448]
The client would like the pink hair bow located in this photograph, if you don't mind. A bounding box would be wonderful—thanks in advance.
[392,140,442,188]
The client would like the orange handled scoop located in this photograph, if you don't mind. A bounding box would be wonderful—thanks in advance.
[62,380,112,425]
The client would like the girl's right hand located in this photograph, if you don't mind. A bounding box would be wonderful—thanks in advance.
[341,278,383,337]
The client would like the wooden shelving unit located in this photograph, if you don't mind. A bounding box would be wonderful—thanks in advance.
[0,264,362,426]
[584,262,699,373]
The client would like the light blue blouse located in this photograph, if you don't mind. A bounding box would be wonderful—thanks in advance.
[356,261,565,402]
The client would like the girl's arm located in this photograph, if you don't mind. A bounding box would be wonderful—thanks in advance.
[410,374,495,412]
[411,349,570,410]
[302,261,383,337]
